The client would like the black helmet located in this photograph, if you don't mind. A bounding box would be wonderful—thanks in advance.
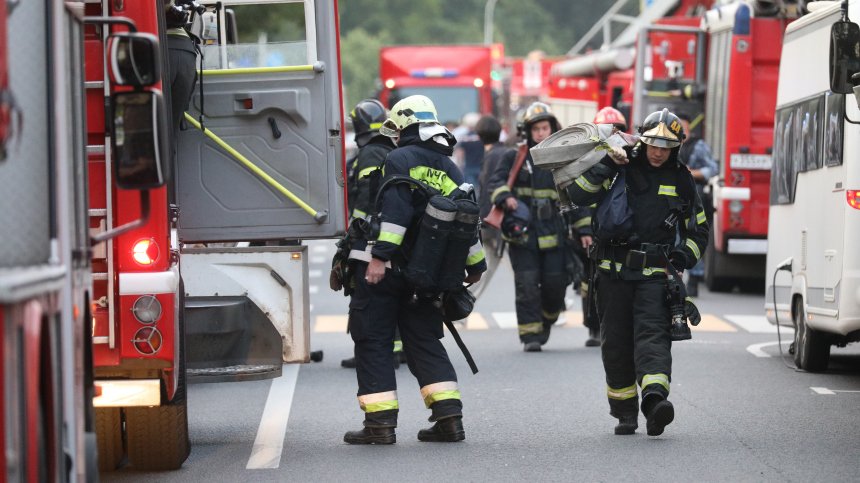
[442,285,477,321]
[350,99,387,147]
[518,102,561,140]
[501,202,531,245]
[638,108,685,148]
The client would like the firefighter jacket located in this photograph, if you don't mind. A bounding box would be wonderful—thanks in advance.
[488,149,568,251]
[566,151,709,281]
[349,125,487,276]
[347,136,395,220]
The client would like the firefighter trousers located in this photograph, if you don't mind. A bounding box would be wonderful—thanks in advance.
[349,263,462,427]
[596,274,672,418]
[509,244,569,344]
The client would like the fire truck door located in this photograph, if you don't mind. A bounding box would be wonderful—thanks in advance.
[176,0,344,242]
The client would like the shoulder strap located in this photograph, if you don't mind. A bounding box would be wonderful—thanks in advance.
[505,143,529,188]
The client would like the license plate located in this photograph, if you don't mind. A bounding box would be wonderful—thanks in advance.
[730,153,772,170]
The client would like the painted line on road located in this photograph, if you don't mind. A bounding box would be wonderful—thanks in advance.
[466,313,489,330]
[309,269,322,278]
[492,312,517,329]
[692,314,737,332]
[725,314,793,334]
[811,387,860,395]
[312,244,330,254]
[315,315,348,333]
[246,364,300,469]
[746,340,792,358]
[309,285,319,294]
[311,256,326,264]
[562,310,583,327]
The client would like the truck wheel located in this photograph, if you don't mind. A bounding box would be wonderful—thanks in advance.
[95,408,124,471]
[124,404,190,470]
[793,300,830,372]
[704,232,733,292]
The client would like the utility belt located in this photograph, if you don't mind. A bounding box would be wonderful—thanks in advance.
[592,242,671,271]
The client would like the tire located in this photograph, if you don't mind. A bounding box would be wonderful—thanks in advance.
[704,231,733,293]
[95,408,124,471]
[125,404,190,470]
[125,284,190,470]
[793,300,830,372]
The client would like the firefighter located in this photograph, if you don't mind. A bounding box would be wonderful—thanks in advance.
[340,99,405,369]
[164,0,198,146]
[343,95,486,445]
[487,102,580,352]
[576,107,629,347]
[565,108,709,436]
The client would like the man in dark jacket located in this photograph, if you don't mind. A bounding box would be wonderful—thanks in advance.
[566,108,709,437]
[487,102,585,352]
[343,95,486,445]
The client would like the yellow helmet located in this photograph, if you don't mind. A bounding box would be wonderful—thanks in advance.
[379,95,439,137]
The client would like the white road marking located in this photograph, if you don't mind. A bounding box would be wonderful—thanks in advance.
[246,364,300,469]
[811,387,860,395]
[311,256,326,264]
[725,314,793,334]
[312,244,330,254]
[492,312,518,329]
[746,340,792,358]
[811,387,836,395]
[309,285,319,294]
[309,269,322,278]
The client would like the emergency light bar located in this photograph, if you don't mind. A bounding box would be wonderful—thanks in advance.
[410,68,459,78]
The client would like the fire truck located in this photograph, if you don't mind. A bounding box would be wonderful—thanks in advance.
[378,44,504,126]
[546,0,801,292]
[80,0,345,472]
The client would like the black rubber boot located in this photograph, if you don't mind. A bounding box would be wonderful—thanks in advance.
[343,426,396,445]
[417,416,465,442]
[523,341,542,352]
[585,327,600,347]
[340,357,356,368]
[644,399,674,436]
[614,415,638,435]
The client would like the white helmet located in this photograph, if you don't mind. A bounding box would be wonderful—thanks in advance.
[380,95,439,137]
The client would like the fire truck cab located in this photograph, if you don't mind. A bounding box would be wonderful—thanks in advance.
[86,0,345,471]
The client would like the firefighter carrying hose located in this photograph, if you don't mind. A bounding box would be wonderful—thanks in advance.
[565,108,709,436]
[342,95,486,444]
[487,102,586,352]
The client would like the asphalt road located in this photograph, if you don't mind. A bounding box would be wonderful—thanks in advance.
[103,240,860,482]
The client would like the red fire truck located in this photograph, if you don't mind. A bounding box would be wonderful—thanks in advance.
[80,0,345,472]
[546,0,798,291]
[378,44,503,125]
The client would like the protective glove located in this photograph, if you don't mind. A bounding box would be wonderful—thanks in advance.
[684,297,702,326]
[669,250,688,272]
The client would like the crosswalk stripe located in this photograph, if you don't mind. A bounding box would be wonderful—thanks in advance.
[315,315,348,333]
[492,312,518,329]
[693,314,737,332]
[312,312,772,334]
[724,314,792,334]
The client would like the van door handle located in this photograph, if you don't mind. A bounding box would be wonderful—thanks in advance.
[268,117,282,139]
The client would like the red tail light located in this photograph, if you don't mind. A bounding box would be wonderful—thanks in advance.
[848,190,860,210]
[132,239,159,266]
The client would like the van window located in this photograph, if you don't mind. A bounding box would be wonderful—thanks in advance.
[800,96,823,172]
[771,107,795,205]
[200,1,311,70]
[824,92,844,167]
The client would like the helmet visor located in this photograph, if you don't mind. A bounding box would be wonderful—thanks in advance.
[379,119,400,138]
[641,122,681,148]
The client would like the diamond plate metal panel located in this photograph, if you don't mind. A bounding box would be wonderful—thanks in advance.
[0,0,51,267]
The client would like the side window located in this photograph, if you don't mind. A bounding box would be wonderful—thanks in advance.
[198,0,313,70]
[824,92,844,167]
[770,107,795,205]
[800,96,823,172]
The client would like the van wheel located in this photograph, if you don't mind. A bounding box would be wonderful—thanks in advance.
[95,408,124,471]
[793,300,830,372]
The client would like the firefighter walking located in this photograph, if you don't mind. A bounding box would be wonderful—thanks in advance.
[566,109,709,436]
[487,102,584,352]
[343,95,486,444]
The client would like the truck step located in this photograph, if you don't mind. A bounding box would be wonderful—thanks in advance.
[186,364,282,384]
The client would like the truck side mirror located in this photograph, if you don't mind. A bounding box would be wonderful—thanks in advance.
[111,91,168,190]
[109,32,161,87]
[829,21,860,94]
